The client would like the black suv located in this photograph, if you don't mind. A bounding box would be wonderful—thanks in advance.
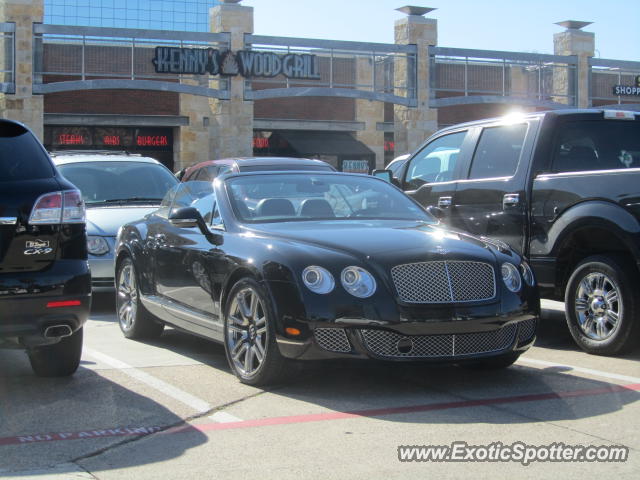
[382,109,640,355]
[0,119,91,376]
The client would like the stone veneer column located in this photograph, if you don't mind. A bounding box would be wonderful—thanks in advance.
[394,7,438,156]
[553,20,594,108]
[209,0,253,160]
[0,0,44,139]
[355,58,385,169]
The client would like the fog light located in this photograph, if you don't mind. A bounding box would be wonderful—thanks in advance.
[285,327,301,336]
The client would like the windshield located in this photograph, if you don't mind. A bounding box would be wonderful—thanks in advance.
[58,161,178,205]
[226,173,433,223]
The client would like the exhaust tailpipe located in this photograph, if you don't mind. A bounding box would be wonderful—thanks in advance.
[44,324,73,339]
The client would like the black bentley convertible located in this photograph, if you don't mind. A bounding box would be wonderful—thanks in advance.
[115,171,539,385]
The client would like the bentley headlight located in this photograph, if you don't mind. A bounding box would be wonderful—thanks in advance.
[520,261,535,286]
[87,236,109,256]
[501,262,521,292]
[341,266,377,298]
[302,266,335,294]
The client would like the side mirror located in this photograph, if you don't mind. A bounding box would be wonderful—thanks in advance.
[169,207,201,228]
[426,205,445,220]
[169,207,223,245]
[372,169,401,188]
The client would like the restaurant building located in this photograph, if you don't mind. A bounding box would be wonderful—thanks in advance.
[1,0,639,172]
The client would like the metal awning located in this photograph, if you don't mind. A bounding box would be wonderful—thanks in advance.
[272,131,375,158]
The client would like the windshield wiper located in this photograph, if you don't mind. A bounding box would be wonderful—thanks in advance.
[86,197,163,205]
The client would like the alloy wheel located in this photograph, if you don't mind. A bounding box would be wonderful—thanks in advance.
[574,272,622,341]
[117,261,138,332]
[226,287,268,376]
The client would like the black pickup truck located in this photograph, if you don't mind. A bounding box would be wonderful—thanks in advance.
[383,109,640,355]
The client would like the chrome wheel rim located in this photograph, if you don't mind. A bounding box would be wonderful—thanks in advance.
[226,287,267,377]
[574,272,622,341]
[117,262,138,331]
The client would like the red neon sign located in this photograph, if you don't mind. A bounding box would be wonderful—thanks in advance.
[253,137,269,149]
[58,134,85,145]
[384,141,395,152]
[103,135,121,146]
[136,135,169,147]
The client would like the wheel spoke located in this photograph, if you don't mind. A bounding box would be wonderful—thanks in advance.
[605,309,619,325]
[118,301,129,320]
[579,278,593,296]
[582,315,595,334]
[232,341,248,362]
[237,292,252,321]
[254,340,265,361]
[228,324,245,335]
[595,320,606,339]
[595,274,606,291]
[575,298,589,312]
[605,290,618,305]
[244,345,255,372]
[249,291,259,319]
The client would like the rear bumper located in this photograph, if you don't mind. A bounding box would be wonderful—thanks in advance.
[0,260,91,348]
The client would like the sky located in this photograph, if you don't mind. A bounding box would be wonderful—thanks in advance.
[242,0,640,62]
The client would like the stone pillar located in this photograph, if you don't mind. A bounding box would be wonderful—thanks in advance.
[553,20,594,108]
[355,57,385,169]
[209,0,253,159]
[393,6,438,156]
[0,0,44,140]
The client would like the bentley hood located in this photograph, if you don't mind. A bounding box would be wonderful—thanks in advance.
[251,220,515,267]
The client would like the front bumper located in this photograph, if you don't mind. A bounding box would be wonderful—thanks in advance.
[276,316,537,362]
[0,259,91,348]
[88,253,115,291]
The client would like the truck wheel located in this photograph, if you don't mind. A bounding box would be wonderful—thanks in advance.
[28,327,83,377]
[223,277,289,386]
[116,256,164,339]
[565,255,640,355]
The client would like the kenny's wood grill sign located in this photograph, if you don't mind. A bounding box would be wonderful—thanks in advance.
[152,47,321,79]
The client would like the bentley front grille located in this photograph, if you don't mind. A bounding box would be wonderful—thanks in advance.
[360,324,517,358]
[517,318,537,344]
[391,261,496,304]
[314,328,352,353]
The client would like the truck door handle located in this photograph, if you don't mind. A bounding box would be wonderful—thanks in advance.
[438,196,452,208]
[503,193,520,209]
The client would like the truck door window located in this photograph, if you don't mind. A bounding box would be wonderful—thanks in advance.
[404,131,466,190]
[468,124,527,180]
[552,121,640,173]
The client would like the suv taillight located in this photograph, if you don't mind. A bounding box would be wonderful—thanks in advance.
[29,190,85,225]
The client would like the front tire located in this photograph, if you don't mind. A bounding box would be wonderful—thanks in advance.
[116,256,164,340]
[223,278,288,386]
[564,255,640,355]
[28,328,83,377]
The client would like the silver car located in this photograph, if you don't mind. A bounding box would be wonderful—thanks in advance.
[52,152,178,291]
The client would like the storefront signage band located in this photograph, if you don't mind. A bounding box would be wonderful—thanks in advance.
[612,75,640,96]
[152,47,321,80]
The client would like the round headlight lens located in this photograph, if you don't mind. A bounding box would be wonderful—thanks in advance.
[302,266,334,294]
[341,266,377,298]
[501,262,522,292]
[87,236,109,256]
[520,261,535,286]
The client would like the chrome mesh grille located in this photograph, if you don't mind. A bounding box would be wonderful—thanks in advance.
[517,318,537,344]
[391,261,495,304]
[360,324,517,358]
[314,328,352,353]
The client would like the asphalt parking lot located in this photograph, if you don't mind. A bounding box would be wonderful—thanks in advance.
[0,296,638,479]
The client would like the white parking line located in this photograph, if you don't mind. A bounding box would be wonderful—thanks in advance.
[208,411,243,423]
[519,356,640,384]
[84,347,213,414]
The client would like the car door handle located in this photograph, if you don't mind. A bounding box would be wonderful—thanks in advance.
[437,196,452,208]
[503,193,520,209]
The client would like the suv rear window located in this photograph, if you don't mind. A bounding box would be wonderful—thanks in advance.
[552,120,640,173]
[0,121,54,180]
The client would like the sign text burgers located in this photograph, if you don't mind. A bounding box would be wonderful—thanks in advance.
[153,47,321,79]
